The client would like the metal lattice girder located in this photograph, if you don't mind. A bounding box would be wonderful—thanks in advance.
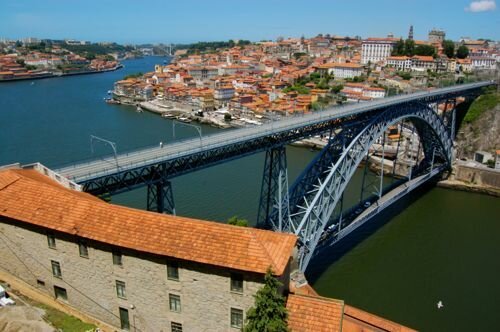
[147,180,176,215]
[257,147,291,231]
[293,102,453,272]
[72,84,489,198]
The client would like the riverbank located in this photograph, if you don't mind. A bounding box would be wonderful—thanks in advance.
[437,161,500,197]
[437,179,500,197]
[0,64,123,83]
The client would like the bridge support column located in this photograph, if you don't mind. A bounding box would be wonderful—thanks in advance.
[147,180,176,215]
[257,146,290,231]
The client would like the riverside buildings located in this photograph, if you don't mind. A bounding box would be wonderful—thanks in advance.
[0,165,416,331]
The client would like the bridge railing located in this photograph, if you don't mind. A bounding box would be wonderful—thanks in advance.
[57,81,493,182]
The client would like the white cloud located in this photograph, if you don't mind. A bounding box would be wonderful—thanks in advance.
[465,0,497,12]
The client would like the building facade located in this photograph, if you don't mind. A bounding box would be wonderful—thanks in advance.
[0,168,296,332]
[361,38,398,65]
[331,63,364,79]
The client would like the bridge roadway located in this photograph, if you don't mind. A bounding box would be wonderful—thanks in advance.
[57,82,492,184]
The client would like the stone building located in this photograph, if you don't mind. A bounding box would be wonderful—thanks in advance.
[0,167,296,331]
[0,165,417,332]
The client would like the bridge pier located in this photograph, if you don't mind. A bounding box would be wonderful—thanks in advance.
[147,180,176,215]
[257,146,290,231]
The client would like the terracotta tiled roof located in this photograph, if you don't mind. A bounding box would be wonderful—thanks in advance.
[287,294,344,332]
[0,169,297,275]
[342,305,416,332]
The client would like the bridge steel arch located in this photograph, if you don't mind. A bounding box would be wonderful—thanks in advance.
[289,102,453,271]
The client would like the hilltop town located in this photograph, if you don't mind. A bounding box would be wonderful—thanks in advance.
[111,29,499,128]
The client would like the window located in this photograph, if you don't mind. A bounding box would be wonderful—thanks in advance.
[230,273,243,293]
[230,308,243,329]
[37,279,45,287]
[54,286,67,300]
[116,280,126,299]
[119,307,130,331]
[169,294,181,312]
[167,261,179,281]
[112,251,122,266]
[51,260,62,278]
[47,233,56,249]
[171,322,183,332]
[78,241,89,258]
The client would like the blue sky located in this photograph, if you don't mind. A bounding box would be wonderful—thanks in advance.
[0,0,498,44]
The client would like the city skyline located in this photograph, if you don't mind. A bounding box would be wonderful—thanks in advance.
[0,0,498,44]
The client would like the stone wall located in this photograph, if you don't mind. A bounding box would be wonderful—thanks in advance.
[0,217,285,331]
[455,165,500,188]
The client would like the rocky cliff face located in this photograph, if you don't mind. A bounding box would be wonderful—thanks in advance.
[455,92,500,159]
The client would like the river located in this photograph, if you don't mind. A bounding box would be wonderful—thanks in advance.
[0,57,498,331]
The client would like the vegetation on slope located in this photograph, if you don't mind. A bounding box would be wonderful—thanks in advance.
[463,87,500,124]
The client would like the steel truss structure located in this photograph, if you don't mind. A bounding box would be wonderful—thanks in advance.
[288,102,453,271]
[55,83,491,262]
[257,147,290,230]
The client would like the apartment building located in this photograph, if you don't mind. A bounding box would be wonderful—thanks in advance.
[331,63,364,79]
[361,38,399,65]
[0,167,297,332]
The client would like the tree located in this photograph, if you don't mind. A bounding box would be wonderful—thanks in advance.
[442,40,455,58]
[404,39,415,56]
[392,38,405,56]
[330,84,344,94]
[414,44,436,57]
[244,268,288,332]
[456,45,469,59]
[227,215,248,227]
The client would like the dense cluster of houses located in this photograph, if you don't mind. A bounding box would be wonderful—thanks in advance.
[113,32,498,116]
[0,43,119,81]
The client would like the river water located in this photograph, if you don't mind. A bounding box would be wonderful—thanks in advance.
[0,57,498,331]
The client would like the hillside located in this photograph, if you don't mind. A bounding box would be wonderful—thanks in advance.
[455,89,500,159]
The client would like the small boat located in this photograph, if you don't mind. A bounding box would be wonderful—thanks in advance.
[177,116,192,123]
[136,105,143,113]
[161,112,176,119]
[107,90,112,94]
[105,98,120,105]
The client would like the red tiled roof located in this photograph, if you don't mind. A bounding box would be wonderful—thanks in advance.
[287,294,344,332]
[0,169,297,275]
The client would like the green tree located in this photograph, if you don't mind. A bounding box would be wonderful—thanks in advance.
[244,268,288,332]
[227,215,248,227]
[392,38,405,56]
[456,45,469,59]
[330,84,344,94]
[414,44,436,57]
[442,40,455,58]
[404,39,415,56]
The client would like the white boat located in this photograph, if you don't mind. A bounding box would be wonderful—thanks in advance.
[162,113,176,119]
[136,105,143,113]
[177,116,192,123]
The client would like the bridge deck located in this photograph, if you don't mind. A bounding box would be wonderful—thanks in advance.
[56,82,491,183]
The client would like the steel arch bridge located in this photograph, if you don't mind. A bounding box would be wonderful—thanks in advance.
[283,102,452,271]
[52,81,494,271]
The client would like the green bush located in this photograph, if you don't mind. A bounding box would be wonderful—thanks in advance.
[463,91,500,124]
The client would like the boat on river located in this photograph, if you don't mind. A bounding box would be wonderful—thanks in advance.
[177,116,192,123]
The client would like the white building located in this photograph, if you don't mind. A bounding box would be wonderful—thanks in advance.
[471,57,497,70]
[361,38,398,65]
[363,87,386,99]
[410,56,436,72]
[331,63,364,79]
[386,56,412,71]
